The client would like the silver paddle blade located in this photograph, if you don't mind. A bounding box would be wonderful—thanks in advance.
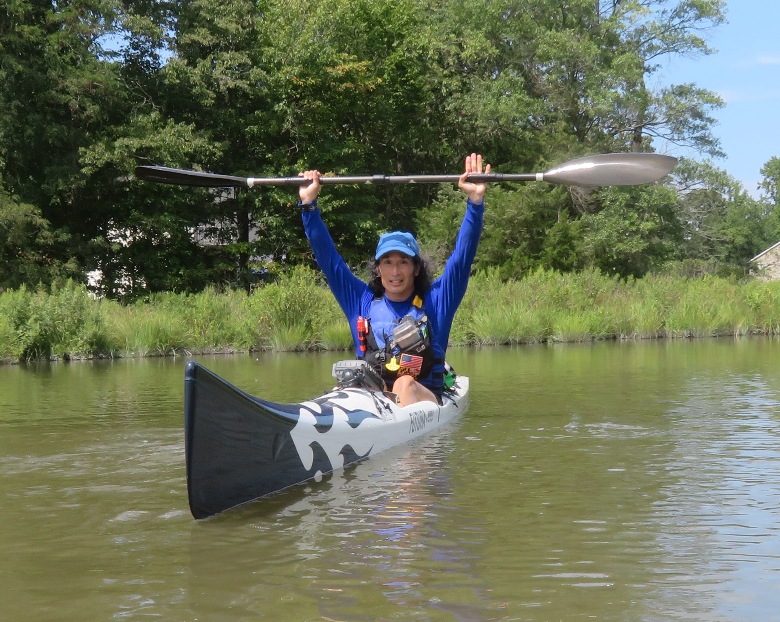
[542,153,677,186]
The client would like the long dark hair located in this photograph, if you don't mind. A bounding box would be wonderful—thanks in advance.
[369,255,432,298]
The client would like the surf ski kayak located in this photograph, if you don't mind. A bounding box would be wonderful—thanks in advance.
[184,360,470,519]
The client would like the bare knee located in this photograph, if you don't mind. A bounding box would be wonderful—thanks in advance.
[392,375,436,407]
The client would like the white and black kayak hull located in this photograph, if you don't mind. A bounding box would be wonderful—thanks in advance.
[184,361,469,519]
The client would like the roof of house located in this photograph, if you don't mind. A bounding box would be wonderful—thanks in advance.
[751,240,780,263]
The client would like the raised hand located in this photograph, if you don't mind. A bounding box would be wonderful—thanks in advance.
[298,170,322,204]
[457,153,491,203]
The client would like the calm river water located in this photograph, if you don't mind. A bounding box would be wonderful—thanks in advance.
[1,339,779,621]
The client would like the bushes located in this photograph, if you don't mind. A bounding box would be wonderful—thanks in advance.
[246,265,346,351]
[0,311,21,362]
[1,270,780,363]
[0,281,117,361]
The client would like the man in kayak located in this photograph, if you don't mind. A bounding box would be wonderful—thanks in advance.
[298,153,489,406]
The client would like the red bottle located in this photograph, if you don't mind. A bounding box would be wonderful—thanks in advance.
[357,316,369,357]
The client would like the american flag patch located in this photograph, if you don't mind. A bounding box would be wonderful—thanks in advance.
[398,353,423,377]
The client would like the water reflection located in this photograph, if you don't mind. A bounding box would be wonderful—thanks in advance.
[648,372,780,620]
[184,426,494,619]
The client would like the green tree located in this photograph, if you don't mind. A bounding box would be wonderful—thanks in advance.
[758,157,780,249]
[0,0,127,287]
[672,159,775,274]
[574,184,682,277]
[76,2,238,298]
[428,0,726,157]
[416,0,726,279]
[611,0,726,155]
[0,190,80,289]
[0,0,736,295]
[759,157,780,206]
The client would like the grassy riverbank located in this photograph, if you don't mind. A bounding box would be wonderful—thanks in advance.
[2,266,779,364]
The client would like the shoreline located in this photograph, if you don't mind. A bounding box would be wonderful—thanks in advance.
[4,330,776,367]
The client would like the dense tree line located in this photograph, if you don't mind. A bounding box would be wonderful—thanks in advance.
[1,0,779,300]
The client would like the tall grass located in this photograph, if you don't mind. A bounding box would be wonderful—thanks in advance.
[0,281,118,361]
[454,268,780,346]
[246,265,346,350]
[1,269,780,364]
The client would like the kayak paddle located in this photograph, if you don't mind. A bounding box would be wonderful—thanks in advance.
[135,153,676,189]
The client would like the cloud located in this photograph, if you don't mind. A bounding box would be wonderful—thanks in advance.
[728,55,780,71]
[756,55,780,66]
[718,86,780,104]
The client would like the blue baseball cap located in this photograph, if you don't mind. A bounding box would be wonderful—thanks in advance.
[375,231,420,260]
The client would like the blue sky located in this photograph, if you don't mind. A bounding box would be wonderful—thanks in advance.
[654,1,780,197]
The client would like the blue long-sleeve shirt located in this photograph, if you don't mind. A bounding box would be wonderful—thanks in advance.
[302,200,484,390]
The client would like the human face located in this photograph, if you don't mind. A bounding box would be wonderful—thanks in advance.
[376,251,418,301]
